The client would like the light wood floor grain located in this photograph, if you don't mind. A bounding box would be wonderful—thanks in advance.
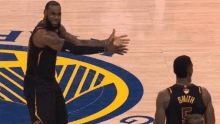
[0,0,219,123]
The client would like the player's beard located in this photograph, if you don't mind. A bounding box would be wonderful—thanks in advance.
[45,16,61,31]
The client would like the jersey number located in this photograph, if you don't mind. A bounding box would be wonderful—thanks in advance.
[182,107,192,124]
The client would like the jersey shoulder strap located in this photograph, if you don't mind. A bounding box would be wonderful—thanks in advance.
[167,85,174,97]
[190,84,202,95]
[197,85,203,96]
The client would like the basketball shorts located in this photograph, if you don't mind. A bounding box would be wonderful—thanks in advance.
[23,76,68,124]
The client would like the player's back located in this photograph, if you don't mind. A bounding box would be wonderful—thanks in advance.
[165,84,206,124]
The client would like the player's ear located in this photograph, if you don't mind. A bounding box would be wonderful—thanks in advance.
[187,64,192,76]
[44,9,47,16]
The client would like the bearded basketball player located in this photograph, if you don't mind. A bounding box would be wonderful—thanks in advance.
[153,55,215,124]
[23,1,129,124]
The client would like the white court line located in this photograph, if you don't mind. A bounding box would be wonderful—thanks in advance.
[0,97,26,106]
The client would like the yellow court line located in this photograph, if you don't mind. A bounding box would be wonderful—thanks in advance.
[5,67,24,81]
[0,92,13,102]
[0,62,22,68]
[74,68,90,99]
[0,72,23,90]
[63,65,80,98]
[66,71,99,104]
[89,72,99,90]
[57,65,67,83]
[0,82,26,104]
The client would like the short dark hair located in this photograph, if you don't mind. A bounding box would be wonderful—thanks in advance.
[45,1,60,10]
[173,55,192,78]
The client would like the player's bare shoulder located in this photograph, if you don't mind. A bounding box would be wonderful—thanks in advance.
[32,28,47,48]
[33,28,64,50]
[157,89,170,99]
[162,89,170,107]
[59,24,66,32]
[201,87,211,106]
[156,89,170,107]
[58,24,67,38]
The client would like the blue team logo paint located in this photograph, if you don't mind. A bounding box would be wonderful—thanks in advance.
[0,44,143,124]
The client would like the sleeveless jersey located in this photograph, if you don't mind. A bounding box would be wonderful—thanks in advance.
[25,20,60,79]
[165,84,206,124]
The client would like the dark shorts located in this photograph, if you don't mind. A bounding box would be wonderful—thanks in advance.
[23,76,68,124]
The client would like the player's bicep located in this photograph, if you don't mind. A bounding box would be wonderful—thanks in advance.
[59,25,80,45]
[205,101,215,124]
[202,87,215,124]
[153,91,166,124]
[33,29,65,51]
[43,32,65,51]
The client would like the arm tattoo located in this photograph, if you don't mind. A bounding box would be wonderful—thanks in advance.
[43,31,64,51]
[65,32,106,47]
[79,39,106,47]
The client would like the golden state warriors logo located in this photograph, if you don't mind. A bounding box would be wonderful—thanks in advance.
[0,44,143,124]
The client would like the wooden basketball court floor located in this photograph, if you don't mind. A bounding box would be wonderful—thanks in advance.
[0,0,219,123]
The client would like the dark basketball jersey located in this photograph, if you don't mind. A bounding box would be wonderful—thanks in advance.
[165,84,206,124]
[25,20,60,79]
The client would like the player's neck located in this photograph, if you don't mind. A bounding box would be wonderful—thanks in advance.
[176,77,191,85]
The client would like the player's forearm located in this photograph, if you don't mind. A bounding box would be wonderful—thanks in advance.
[153,118,165,124]
[205,110,215,124]
[65,32,107,47]
[63,32,79,45]
[78,39,107,47]
[60,40,106,55]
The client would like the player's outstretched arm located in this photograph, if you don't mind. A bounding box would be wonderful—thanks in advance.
[59,25,130,47]
[59,24,106,47]
[33,29,128,55]
[202,87,215,124]
[153,91,166,124]
[33,29,65,51]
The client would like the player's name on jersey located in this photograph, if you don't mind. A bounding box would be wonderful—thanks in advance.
[177,95,195,104]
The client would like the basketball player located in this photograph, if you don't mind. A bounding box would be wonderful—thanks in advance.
[153,55,215,124]
[23,1,129,124]
[186,114,205,124]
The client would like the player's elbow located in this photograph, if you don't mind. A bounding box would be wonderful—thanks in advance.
[153,120,164,124]
[205,111,215,124]
[153,113,165,124]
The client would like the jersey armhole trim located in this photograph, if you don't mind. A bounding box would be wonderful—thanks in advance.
[167,88,172,96]
[31,26,45,49]
[199,86,202,95]
[35,27,44,30]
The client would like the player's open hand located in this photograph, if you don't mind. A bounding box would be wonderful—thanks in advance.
[106,29,130,55]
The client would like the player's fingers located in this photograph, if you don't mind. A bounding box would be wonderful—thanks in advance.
[118,44,127,47]
[118,48,128,51]
[120,39,130,41]
[120,41,129,44]
[116,51,124,55]
[119,35,128,38]
[116,49,128,55]
[111,29,116,37]
[117,45,128,49]
[117,49,128,55]
[119,50,128,53]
